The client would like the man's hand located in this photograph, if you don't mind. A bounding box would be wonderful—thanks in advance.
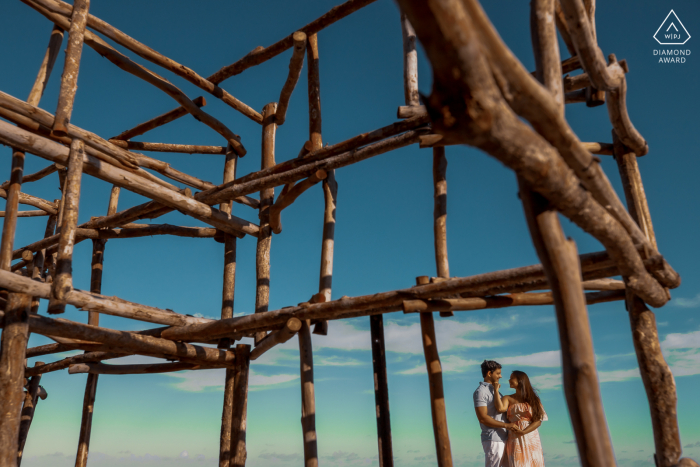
[506,423,521,433]
[493,381,500,393]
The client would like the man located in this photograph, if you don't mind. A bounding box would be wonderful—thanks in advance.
[473,360,518,467]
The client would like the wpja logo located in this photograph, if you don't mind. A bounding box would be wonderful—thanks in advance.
[653,10,691,63]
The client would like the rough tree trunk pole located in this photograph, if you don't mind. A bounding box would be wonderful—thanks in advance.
[75,186,119,467]
[52,0,90,136]
[230,345,250,467]
[254,103,277,345]
[0,293,32,466]
[299,320,318,467]
[17,362,45,467]
[613,135,686,467]
[370,314,393,467]
[432,147,452,318]
[219,148,238,467]
[401,14,419,107]
[416,275,453,467]
[48,138,84,314]
[0,150,25,271]
[519,183,616,467]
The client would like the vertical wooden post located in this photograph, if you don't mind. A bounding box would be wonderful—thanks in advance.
[48,139,84,314]
[401,14,420,107]
[30,215,57,317]
[17,362,45,467]
[370,315,393,467]
[519,183,616,467]
[0,292,31,466]
[255,103,277,345]
[219,149,239,467]
[74,187,118,467]
[52,0,90,136]
[416,276,452,467]
[432,147,452,318]
[530,0,564,114]
[613,135,683,467]
[299,320,318,467]
[0,149,26,270]
[307,34,322,151]
[230,344,250,467]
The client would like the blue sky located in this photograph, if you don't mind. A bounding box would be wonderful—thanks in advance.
[1,1,699,466]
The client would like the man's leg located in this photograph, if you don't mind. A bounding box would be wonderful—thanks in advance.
[482,441,506,467]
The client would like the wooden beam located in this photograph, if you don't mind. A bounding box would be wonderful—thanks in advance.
[68,362,204,375]
[415,276,453,467]
[0,150,26,270]
[298,320,318,467]
[275,31,306,125]
[0,293,31,466]
[397,105,426,119]
[17,362,45,467]
[27,25,64,106]
[255,103,277,345]
[48,139,84,314]
[250,318,302,360]
[520,184,616,467]
[111,96,206,141]
[370,315,393,467]
[52,0,89,136]
[432,147,452,317]
[269,170,327,235]
[401,14,419,106]
[206,0,378,83]
[230,345,251,467]
[313,169,337,335]
[108,140,227,155]
[0,163,58,191]
[0,187,58,216]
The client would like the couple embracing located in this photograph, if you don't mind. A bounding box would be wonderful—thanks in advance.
[473,360,547,467]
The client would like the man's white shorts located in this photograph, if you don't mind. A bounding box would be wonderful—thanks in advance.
[482,440,505,467]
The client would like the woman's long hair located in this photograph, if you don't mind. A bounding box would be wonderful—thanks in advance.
[512,371,544,421]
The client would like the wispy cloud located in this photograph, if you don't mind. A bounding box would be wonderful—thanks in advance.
[671,293,700,308]
[661,329,700,350]
[661,328,700,377]
[530,368,641,390]
[498,350,561,368]
[397,355,480,375]
[165,368,298,392]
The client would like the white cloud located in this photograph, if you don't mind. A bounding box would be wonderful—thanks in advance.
[397,355,480,375]
[661,329,700,350]
[165,368,298,392]
[598,368,641,382]
[671,293,700,308]
[498,350,561,368]
[529,367,641,391]
[530,373,563,390]
[661,328,700,377]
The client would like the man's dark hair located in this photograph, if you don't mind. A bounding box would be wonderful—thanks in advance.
[481,360,502,377]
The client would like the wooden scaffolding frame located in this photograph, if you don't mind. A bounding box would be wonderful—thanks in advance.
[0,0,696,466]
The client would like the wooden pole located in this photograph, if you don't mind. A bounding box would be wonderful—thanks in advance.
[111,96,206,141]
[0,188,57,216]
[27,25,64,107]
[250,318,302,360]
[519,183,616,467]
[269,170,327,234]
[0,211,48,218]
[307,34,322,151]
[52,0,89,136]
[255,103,277,345]
[48,138,83,314]
[219,148,238,467]
[401,14,419,106]
[0,293,31,466]
[0,150,26,271]
[75,187,118,467]
[0,164,58,191]
[432,147,452,318]
[612,136,684,467]
[370,314,393,467]
[108,140,228,155]
[17,362,45,466]
[298,320,318,467]
[230,344,251,467]
[275,31,306,125]
[416,276,453,467]
[313,170,337,335]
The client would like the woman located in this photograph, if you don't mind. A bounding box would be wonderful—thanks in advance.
[493,371,547,467]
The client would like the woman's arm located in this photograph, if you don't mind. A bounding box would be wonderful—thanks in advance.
[492,381,509,413]
[519,420,542,435]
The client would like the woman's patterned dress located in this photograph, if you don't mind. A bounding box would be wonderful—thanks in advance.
[502,402,547,467]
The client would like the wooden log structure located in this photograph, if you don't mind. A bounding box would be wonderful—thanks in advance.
[0,2,693,466]
[108,140,228,155]
[0,293,32,466]
[254,103,277,345]
[51,0,89,136]
[274,31,306,125]
[111,96,207,141]
[48,138,84,314]
[370,314,393,467]
[17,362,46,467]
